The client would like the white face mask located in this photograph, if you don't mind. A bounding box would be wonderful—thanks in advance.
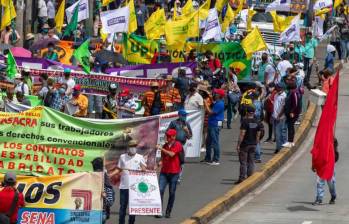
[128,147,137,155]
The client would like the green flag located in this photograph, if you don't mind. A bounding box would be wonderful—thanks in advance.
[73,39,91,74]
[223,59,252,81]
[63,4,78,38]
[6,50,18,80]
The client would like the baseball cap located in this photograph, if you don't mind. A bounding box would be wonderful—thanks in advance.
[4,172,16,184]
[15,73,22,79]
[213,88,225,97]
[166,129,177,137]
[120,88,130,97]
[73,84,81,91]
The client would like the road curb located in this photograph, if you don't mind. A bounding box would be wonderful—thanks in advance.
[181,102,317,224]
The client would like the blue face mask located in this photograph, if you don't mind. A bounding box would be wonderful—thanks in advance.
[179,116,186,122]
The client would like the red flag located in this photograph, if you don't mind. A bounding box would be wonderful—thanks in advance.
[311,71,339,180]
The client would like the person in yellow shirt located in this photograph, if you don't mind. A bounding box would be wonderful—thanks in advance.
[71,85,88,117]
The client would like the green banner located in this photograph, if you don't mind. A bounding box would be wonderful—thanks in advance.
[124,34,159,64]
[0,107,159,176]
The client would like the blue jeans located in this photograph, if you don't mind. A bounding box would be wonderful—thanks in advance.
[159,173,180,215]
[340,40,349,59]
[255,143,261,160]
[205,126,220,162]
[303,57,313,86]
[316,173,336,201]
[274,118,287,151]
[227,93,239,127]
[119,189,135,224]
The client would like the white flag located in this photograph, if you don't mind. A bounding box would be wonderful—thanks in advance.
[239,9,249,24]
[265,0,291,12]
[100,6,130,34]
[313,0,332,10]
[202,8,222,42]
[66,0,89,23]
[320,25,338,42]
[313,16,325,38]
[279,14,300,43]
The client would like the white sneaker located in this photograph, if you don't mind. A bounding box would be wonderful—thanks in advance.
[282,142,294,148]
[234,113,239,120]
[210,161,220,166]
[200,147,206,152]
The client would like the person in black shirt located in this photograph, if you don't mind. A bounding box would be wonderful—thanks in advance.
[235,106,262,184]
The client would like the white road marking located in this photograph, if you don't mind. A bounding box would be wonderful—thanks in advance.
[212,128,316,224]
[302,221,313,224]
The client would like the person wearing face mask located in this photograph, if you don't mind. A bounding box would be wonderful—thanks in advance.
[202,89,225,165]
[117,140,146,224]
[24,33,35,50]
[13,74,29,96]
[184,82,204,111]
[156,129,183,218]
[102,84,119,119]
[167,109,192,183]
[43,42,59,61]
[117,88,137,119]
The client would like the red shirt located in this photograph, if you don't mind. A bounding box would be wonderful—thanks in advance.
[208,58,221,73]
[0,187,25,223]
[161,141,183,174]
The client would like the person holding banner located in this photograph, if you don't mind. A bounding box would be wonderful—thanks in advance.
[157,129,183,218]
[0,172,24,224]
[117,140,147,224]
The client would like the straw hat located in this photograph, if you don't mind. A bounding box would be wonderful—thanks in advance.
[25,33,35,40]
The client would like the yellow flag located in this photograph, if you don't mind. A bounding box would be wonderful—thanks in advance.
[145,8,166,39]
[222,4,235,32]
[315,8,331,16]
[241,27,268,58]
[334,0,343,8]
[270,11,295,33]
[100,28,109,42]
[182,0,193,16]
[173,2,178,20]
[247,8,256,32]
[102,0,114,6]
[165,18,189,48]
[128,0,137,33]
[55,0,65,33]
[199,0,211,20]
[215,0,227,12]
[1,0,16,31]
[345,6,349,15]
[188,11,200,37]
[236,0,245,16]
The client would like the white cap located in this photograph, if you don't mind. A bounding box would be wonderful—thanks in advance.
[295,62,304,69]
[23,66,30,72]
[327,44,336,53]
[15,73,22,79]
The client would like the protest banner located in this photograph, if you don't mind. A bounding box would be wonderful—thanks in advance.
[128,170,162,216]
[66,0,89,23]
[158,110,203,158]
[0,67,168,96]
[0,106,159,178]
[1,172,104,224]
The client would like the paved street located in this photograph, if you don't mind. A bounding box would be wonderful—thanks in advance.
[211,63,349,224]
[108,46,328,224]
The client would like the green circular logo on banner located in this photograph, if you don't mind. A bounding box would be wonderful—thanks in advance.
[138,182,149,193]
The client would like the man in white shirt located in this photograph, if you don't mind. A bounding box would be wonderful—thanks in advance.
[265,64,277,86]
[276,55,293,82]
[184,83,204,111]
[117,88,137,119]
[117,140,146,224]
[59,69,76,98]
[272,83,287,154]
[14,73,29,95]
[38,0,48,33]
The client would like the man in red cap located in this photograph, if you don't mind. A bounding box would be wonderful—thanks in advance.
[156,129,183,218]
[71,84,88,117]
[118,88,137,119]
[202,89,225,165]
